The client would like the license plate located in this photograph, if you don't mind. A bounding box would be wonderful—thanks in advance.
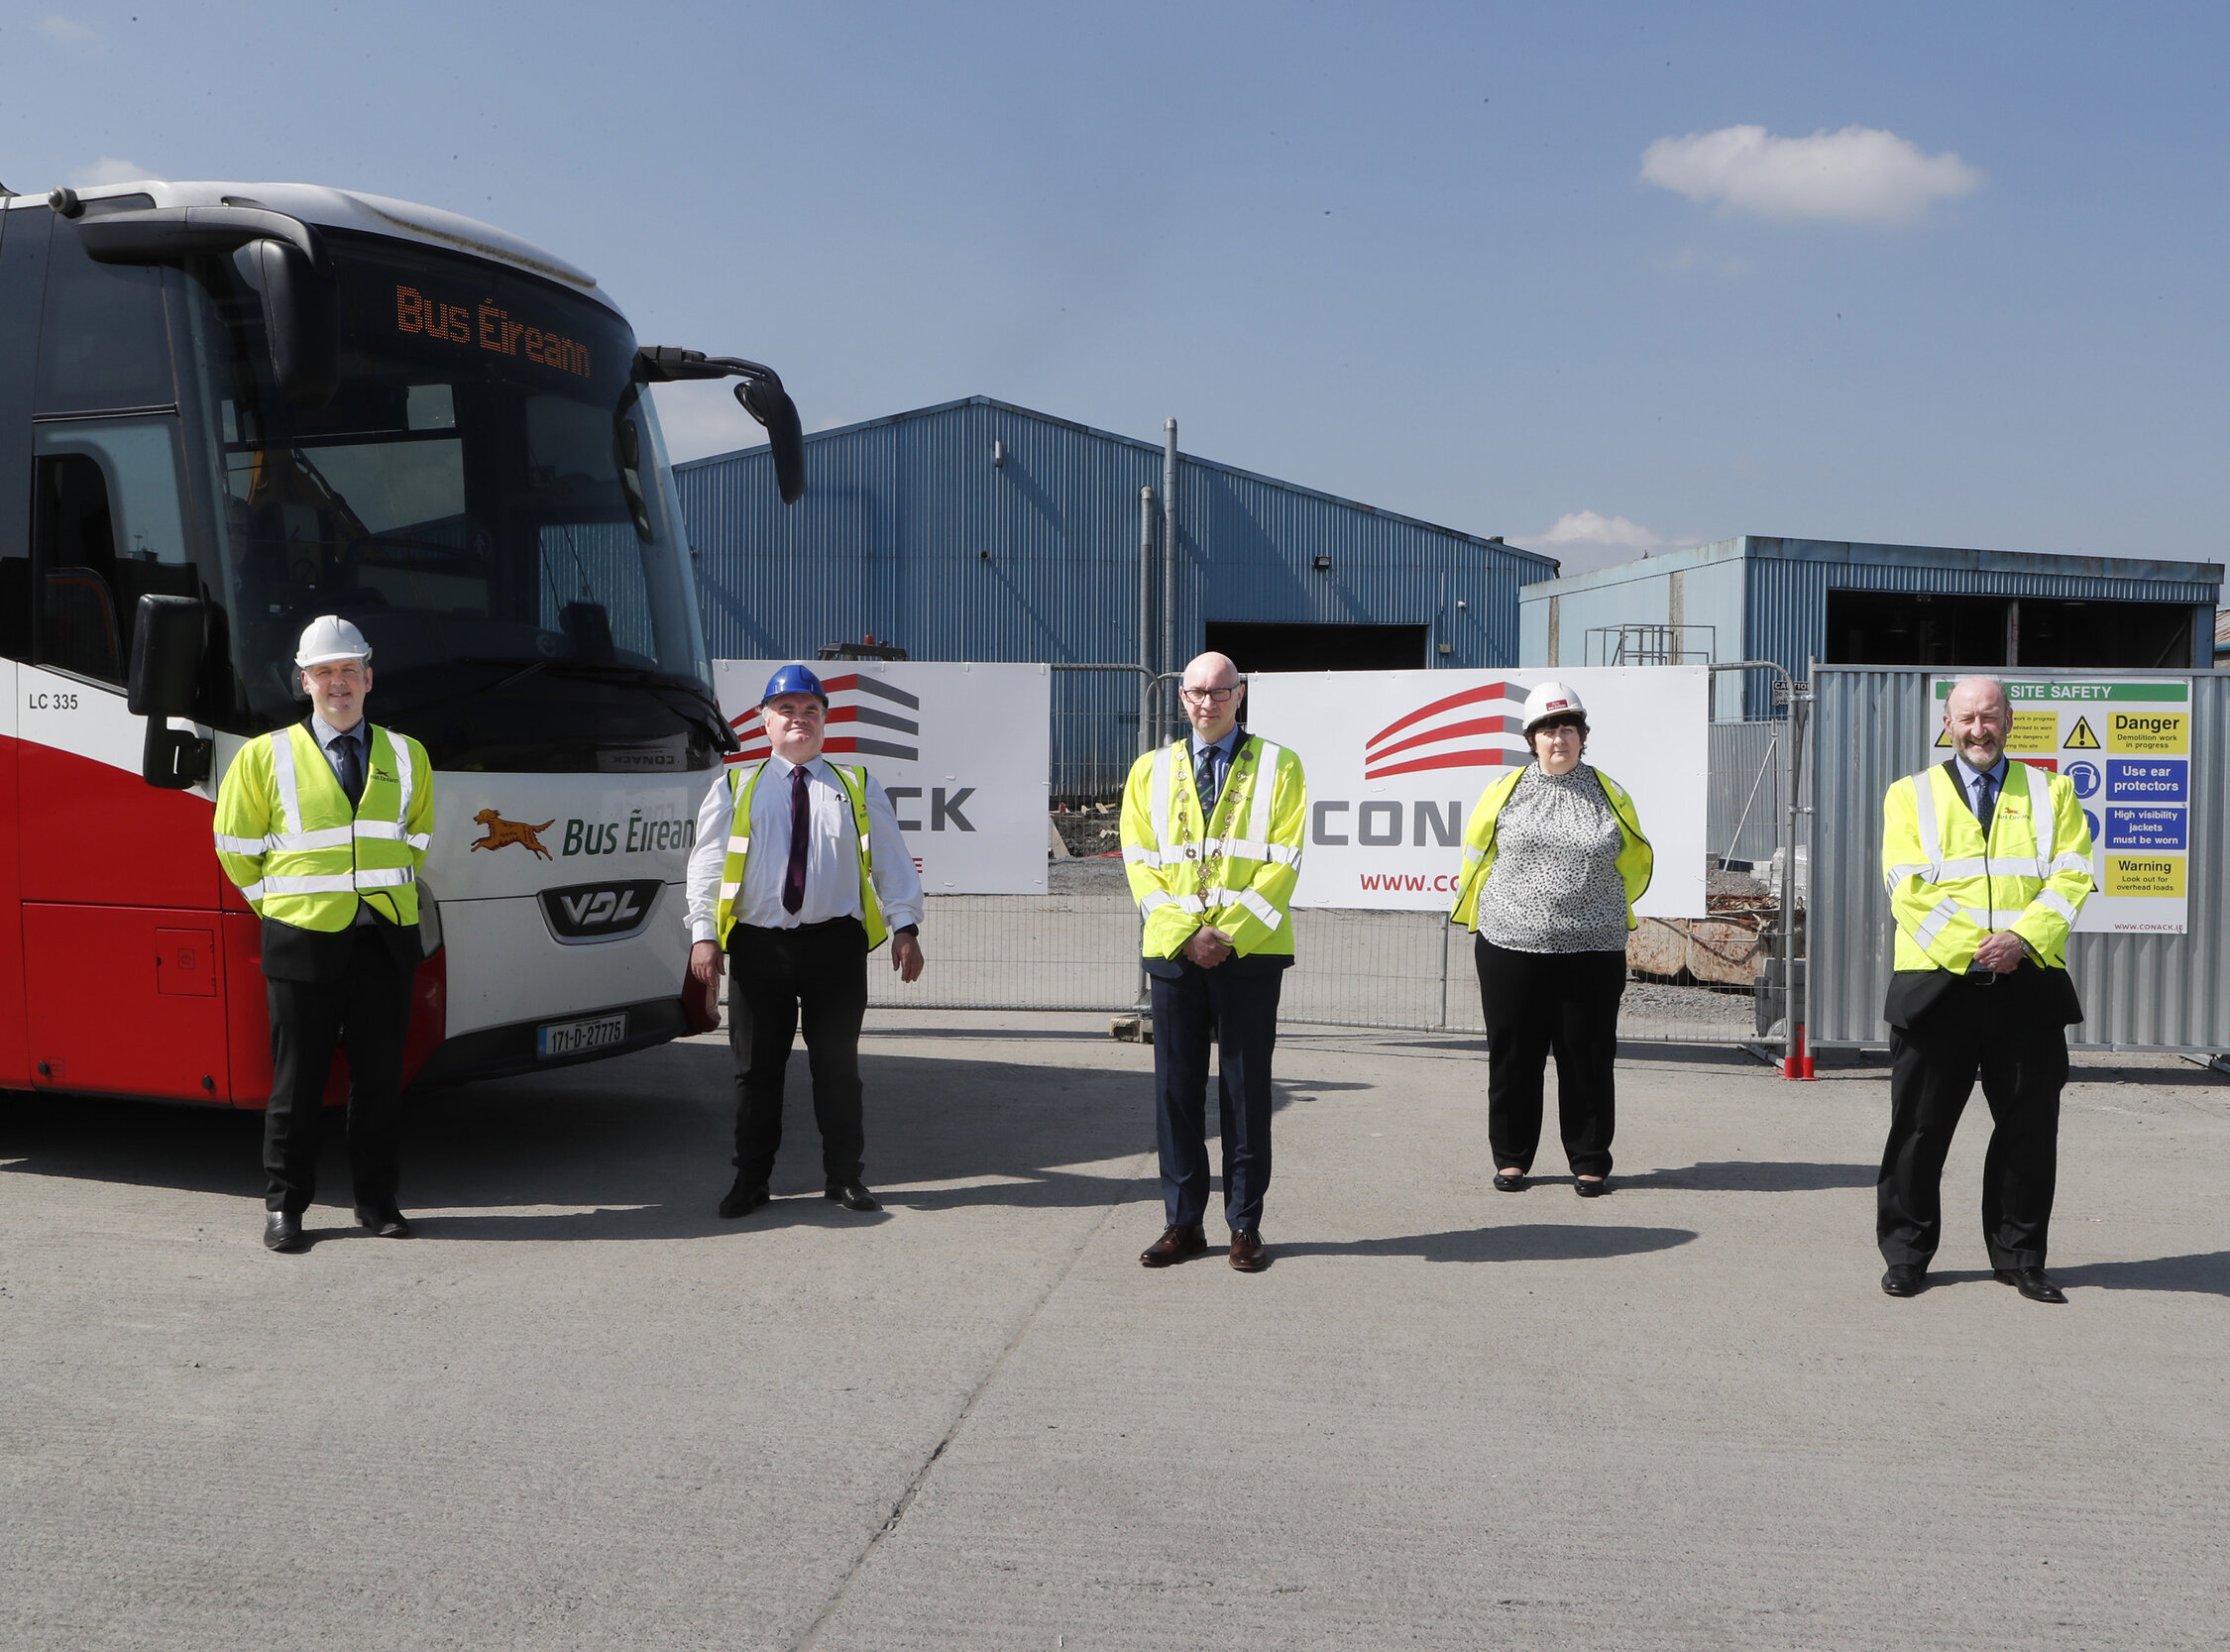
[536,1013,626,1058]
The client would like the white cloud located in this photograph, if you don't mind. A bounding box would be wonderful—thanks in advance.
[69,157,157,188]
[1539,510,1663,549]
[40,15,97,42]
[1641,124,1982,225]
[1527,511,1698,576]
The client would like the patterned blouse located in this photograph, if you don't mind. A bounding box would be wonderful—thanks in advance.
[1473,762,1629,954]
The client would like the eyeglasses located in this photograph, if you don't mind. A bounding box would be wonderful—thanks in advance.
[1179,686,1240,705]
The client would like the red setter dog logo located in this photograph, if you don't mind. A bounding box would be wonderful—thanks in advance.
[471,809,557,860]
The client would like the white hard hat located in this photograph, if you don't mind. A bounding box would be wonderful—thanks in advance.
[1520,680,1587,732]
[295,614,372,669]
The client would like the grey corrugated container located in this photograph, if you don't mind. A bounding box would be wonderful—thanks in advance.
[1520,536,2223,718]
[1809,666,2229,1051]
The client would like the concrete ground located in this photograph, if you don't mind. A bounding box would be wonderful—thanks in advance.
[4,1015,2227,1651]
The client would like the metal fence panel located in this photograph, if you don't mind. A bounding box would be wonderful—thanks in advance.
[1809,666,2230,1049]
[1708,719,1787,866]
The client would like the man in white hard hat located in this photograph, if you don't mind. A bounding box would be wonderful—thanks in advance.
[214,615,435,1253]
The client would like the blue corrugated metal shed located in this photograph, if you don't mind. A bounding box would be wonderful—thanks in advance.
[1518,536,2224,718]
[675,396,1555,669]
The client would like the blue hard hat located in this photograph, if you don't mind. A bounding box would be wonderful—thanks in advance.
[762,663,829,705]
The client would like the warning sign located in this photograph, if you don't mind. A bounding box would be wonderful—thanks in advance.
[2102,855,2186,898]
[1932,676,2192,935]
[2107,711,2187,753]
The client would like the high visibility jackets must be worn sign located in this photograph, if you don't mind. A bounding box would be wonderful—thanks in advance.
[1931,676,2193,935]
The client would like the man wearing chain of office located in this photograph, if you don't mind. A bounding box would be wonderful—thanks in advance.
[1121,650,1308,1273]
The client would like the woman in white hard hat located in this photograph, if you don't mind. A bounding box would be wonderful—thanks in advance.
[1448,681,1651,1196]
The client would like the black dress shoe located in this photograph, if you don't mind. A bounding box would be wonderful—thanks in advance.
[1994,1266,2067,1304]
[719,1179,770,1219]
[826,1179,882,1212]
[264,1211,307,1252]
[1574,1175,1609,1198]
[1881,1264,1928,1297]
[355,1206,411,1238]
[1493,1171,1527,1192]
[1140,1223,1208,1267]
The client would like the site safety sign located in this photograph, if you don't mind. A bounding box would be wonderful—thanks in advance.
[1931,676,2192,935]
[1245,667,1710,916]
[714,660,1051,896]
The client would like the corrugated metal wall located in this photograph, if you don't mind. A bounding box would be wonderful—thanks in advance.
[1708,718,1789,866]
[1810,666,2230,1050]
[674,397,1554,674]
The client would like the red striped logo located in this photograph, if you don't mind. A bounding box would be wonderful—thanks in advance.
[729,672,922,765]
[1363,682,1528,780]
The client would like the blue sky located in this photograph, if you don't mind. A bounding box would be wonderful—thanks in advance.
[6,2,2224,574]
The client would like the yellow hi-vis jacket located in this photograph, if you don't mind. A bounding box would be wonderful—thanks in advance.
[1121,733,1306,960]
[713,759,888,950]
[1881,759,2094,972]
[214,721,433,931]
[1448,764,1653,932]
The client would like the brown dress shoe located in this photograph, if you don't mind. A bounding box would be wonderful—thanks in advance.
[1229,1229,1268,1272]
[1139,1223,1208,1267]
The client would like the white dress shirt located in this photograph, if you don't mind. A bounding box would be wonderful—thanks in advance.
[685,753,925,943]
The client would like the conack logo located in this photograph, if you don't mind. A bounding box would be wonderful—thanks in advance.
[1310,683,1528,865]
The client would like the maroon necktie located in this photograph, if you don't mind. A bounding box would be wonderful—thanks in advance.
[782,763,811,915]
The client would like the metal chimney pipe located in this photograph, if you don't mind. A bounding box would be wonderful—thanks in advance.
[1162,417,1178,739]
[1138,486,1156,754]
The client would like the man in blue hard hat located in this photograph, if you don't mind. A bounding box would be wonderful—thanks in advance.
[684,663,926,1217]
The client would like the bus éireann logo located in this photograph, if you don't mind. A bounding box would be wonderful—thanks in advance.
[472,810,557,860]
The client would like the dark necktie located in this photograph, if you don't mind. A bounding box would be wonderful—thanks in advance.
[1196,744,1222,818]
[334,731,365,808]
[782,763,811,915]
[1973,770,1997,834]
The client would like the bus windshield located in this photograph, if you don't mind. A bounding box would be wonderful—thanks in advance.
[180,231,720,771]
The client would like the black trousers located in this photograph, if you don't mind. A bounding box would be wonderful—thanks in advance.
[727,917,870,1185]
[1476,937,1625,1179]
[263,926,416,1214]
[1878,971,2068,1270]
[1149,958,1283,1232]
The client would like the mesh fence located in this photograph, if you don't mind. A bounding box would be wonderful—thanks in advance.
[873,863,1765,1046]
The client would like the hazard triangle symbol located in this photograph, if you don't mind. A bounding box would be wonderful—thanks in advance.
[2063,716,2100,750]
[1933,725,1951,748]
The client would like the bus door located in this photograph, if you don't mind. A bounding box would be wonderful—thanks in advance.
[16,208,231,1101]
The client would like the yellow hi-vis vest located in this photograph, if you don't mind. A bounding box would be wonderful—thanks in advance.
[213,721,432,931]
[1882,759,2094,972]
[1448,764,1653,932]
[1120,733,1306,959]
[714,759,888,950]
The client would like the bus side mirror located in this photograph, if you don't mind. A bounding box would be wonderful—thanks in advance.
[733,378,806,505]
[239,237,339,407]
[127,595,212,789]
[79,204,340,409]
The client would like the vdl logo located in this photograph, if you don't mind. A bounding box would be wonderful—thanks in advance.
[539,879,662,944]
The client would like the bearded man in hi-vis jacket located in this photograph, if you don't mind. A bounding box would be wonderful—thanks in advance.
[1876,675,2095,1305]
[1121,651,1307,1274]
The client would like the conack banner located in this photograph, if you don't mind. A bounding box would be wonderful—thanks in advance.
[713,661,1051,896]
[1244,667,1710,916]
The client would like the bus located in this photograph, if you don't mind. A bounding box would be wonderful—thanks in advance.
[0,177,803,1105]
